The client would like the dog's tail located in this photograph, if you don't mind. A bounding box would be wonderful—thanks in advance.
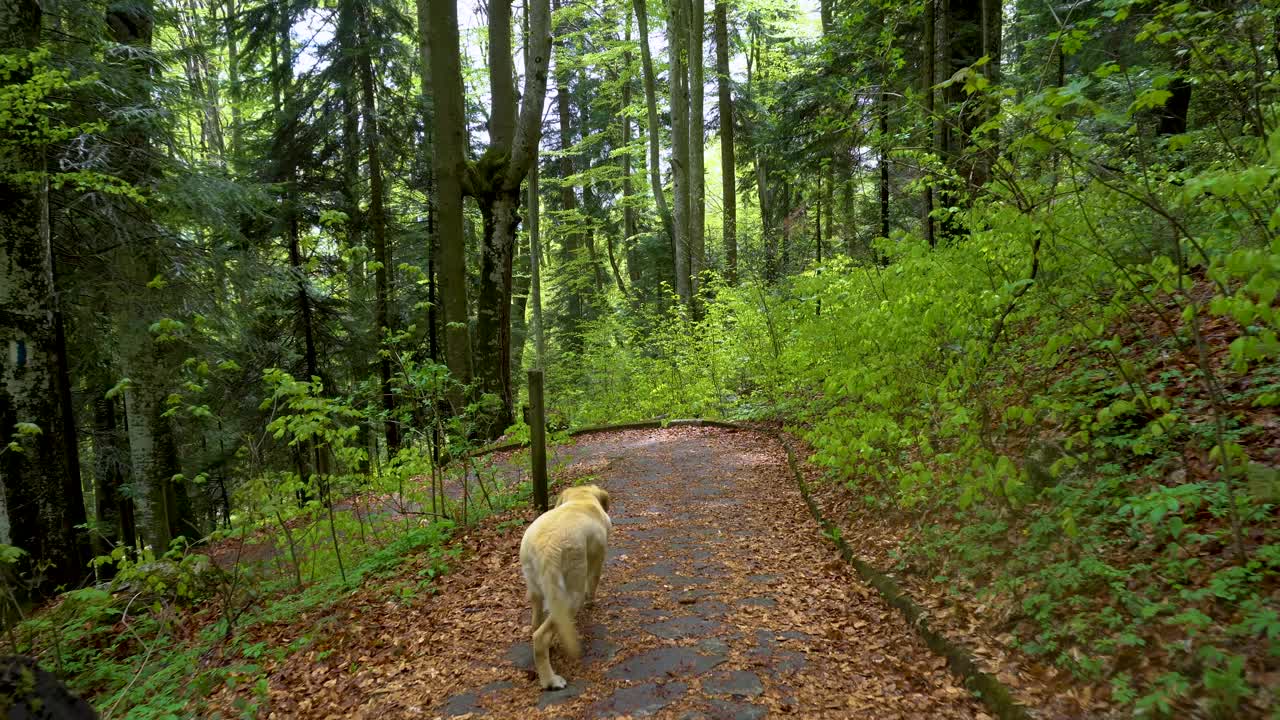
[541,568,581,659]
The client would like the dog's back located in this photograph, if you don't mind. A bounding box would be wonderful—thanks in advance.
[521,502,609,612]
[519,485,611,688]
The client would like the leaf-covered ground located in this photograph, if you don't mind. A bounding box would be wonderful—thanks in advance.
[205,426,1019,718]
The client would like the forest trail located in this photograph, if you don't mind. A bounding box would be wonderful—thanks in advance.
[237,425,992,719]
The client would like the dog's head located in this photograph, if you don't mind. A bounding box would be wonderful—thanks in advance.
[556,484,610,513]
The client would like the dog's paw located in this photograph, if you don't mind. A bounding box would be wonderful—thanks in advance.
[542,674,567,691]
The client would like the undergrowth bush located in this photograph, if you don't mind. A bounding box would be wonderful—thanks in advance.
[558,118,1280,713]
[11,365,531,718]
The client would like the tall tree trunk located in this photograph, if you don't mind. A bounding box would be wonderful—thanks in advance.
[633,0,675,265]
[271,2,328,491]
[817,0,842,256]
[582,178,607,294]
[104,0,184,553]
[843,174,857,257]
[468,0,553,438]
[978,0,1002,179]
[878,82,890,257]
[119,363,170,552]
[748,22,777,282]
[342,0,366,315]
[1158,52,1192,136]
[160,413,195,540]
[940,0,999,193]
[91,393,133,555]
[621,10,641,289]
[429,0,474,405]
[528,163,546,367]
[667,0,693,306]
[981,0,1001,88]
[353,1,400,453]
[183,0,226,162]
[415,0,438,394]
[473,225,514,433]
[779,180,792,272]
[51,262,88,554]
[822,160,833,253]
[816,176,823,265]
[223,0,243,167]
[0,0,90,588]
[688,0,705,306]
[939,0,983,241]
[471,195,518,437]
[286,219,321,384]
[605,231,629,295]
[524,4,547,369]
[469,0,524,436]
[713,0,737,285]
[924,0,937,248]
[757,156,777,281]
[555,20,585,342]
[511,241,530,380]
[277,8,321,393]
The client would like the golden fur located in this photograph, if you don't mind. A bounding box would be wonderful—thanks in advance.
[518,484,612,690]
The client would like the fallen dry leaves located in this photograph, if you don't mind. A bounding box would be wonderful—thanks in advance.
[200,427,1022,718]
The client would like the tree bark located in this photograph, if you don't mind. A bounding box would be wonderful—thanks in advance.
[489,0,517,149]
[757,155,777,281]
[524,4,547,369]
[343,1,366,310]
[415,0,444,445]
[91,393,133,555]
[747,21,777,282]
[223,0,243,167]
[1158,52,1192,136]
[511,240,530,379]
[176,0,225,161]
[528,163,546,367]
[473,191,519,436]
[939,0,983,241]
[879,82,890,255]
[714,0,737,285]
[688,0,705,305]
[428,0,475,405]
[277,7,322,394]
[979,0,1002,179]
[0,0,90,588]
[621,10,641,289]
[555,19,584,341]
[582,178,607,295]
[468,0,553,438]
[667,0,693,306]
[353,1,400,453]
[924,0,937,248]
[633,0,676,267]
[104,0,185,553]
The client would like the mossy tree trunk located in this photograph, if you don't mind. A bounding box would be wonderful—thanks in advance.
[0,0,91,589]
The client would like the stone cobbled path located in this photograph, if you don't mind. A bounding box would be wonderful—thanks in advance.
[428,427,985,719]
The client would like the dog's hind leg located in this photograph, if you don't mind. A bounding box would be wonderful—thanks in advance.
[586,544,605,603]
[531,614,567,690]
[530,590,545,630]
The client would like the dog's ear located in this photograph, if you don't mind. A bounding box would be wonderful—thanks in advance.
[594,487,610,513]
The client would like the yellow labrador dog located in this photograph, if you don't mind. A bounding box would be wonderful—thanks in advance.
[519,484,611,690]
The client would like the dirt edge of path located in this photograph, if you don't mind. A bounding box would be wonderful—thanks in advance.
[773,431,1034,720]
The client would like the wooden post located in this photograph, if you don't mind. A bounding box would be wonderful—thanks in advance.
[528,369,549,513]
